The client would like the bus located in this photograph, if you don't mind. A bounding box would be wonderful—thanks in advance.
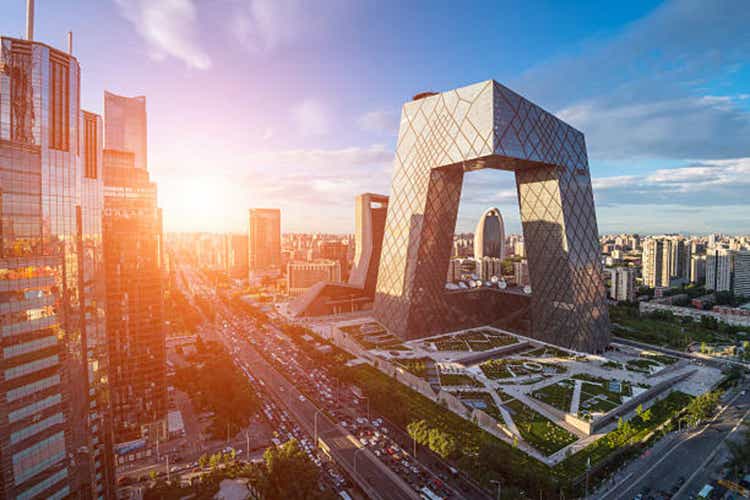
[420,486,444,500]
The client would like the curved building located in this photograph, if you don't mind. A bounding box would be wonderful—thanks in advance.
[474,207,505,259]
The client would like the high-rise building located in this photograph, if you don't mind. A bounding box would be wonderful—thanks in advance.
[348,193,388,297]
[0,33,113,499]
[513,260,530,287]
[705,248,734,292]
[474,207,505,259]
[103,93,167,445]
[610,267,636,302]
[373,80,610,352]
[478,256,503,281]
[104,90,147,170]
[248,209,281,276]
[320,240,350,282]
[732,251,750,298]
[690,255,706,285]
[642,237,690,288]
[226,233,249,279]
[287,260,341,297]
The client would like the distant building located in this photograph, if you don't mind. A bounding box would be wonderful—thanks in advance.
[733,251,750,297]
[513,241,525,258]
[287,260,341,297]
[514,260,530,287]
[478,256,503,281]
[610,267,636,302]
[690,254,706,285]
[227,234,249,278]
[642,237,691,288]
[706,248,734,292]
[248,208,281,276]
[349,193,389,297]
[104,90,147,170]
[474,207,505,259]
[320,240,350,282]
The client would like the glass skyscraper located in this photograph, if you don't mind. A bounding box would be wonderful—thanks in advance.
[374,80,610,352]
[0,36,113,499]
[248,208,281,275]
[103,93,167,445]
[474,207,505,259]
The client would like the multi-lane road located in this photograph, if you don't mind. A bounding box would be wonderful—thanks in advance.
[599,387,750,499]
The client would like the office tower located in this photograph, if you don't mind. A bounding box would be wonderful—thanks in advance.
[227,234,249,279]
[0,33,113,499]
[248,209,281,276]
[287,260,341,297]
[733,251,750,297]
[514,260,530,287]
[705,248,734,292]
[320,240,350,281]
[349,193,388,297]
[641,238,664,288]
[474,207,505,259]
[103,93,167,444]
[104,90,147,170]
[610,267,636,302]
[373,80,610,352]
[690,255,706,285]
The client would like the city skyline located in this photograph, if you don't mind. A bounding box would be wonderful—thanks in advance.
[1,0,748,235]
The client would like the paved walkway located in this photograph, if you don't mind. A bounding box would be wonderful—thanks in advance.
[570,380,583,415]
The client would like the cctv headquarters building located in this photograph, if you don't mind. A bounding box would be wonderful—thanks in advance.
[373,80,610,353]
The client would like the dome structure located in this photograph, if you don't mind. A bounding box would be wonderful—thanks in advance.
[474,207,505,259]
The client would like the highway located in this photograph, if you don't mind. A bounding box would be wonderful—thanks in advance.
[182,266,421,500]
[599,386,750,499]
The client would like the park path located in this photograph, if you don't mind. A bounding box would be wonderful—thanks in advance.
[570,380,583,415]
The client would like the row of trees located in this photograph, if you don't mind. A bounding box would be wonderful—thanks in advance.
[406,419,457,458]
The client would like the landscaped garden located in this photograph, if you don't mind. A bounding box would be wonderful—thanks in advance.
[439,372,483,387]
[504,399,578,455]
[453,391,503,420]
[395,357,432,378]
[480,358,566,380]
[432,329,518,352]
[532,379,575,412]
[575,375,633,418]
[626,358,661,373]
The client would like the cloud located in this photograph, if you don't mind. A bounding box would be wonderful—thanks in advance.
[558,94,750,160]
[357,110,401,134]
[229,0,341,52]
[115,0,211,69]
[291,99,331,137]
[592,157,750,206]
[512,0,750,162]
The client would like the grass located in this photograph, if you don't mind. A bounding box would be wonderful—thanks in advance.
[435,339,470,351]
[578,378,633,418]
[454,391,503,420]
[532,380,575,412]
[395,357,432,378]
[505,399,578,456]
[525,346,575,358]
[641,352,678,365]
[601,360,623,370]
[440,373,483,387]
[626,358,660,373]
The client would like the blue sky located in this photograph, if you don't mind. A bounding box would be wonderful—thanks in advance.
[2,0,749,234]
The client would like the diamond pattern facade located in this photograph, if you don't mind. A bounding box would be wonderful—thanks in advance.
[373,80,610,352]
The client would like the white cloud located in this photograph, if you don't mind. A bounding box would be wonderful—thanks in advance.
[229,0,338,52]
[115,0,211,69]
[291,99,330,137]
[593,158,750,206]
[357,110,400,134]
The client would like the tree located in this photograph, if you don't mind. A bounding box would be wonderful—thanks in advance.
[198,454,208,468]
[407,419,430,446]
[641,408,652,423]
[256,439,320,499]
[148,470,157,481]
[428,428,457,458]
[685,391,720,427]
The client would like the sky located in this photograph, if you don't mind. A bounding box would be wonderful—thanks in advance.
[2,0,749,235]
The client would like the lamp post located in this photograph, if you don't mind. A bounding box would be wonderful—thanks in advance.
[314,408,325,447]
[490,479,502,500]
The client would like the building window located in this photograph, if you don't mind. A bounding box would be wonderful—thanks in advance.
[49,56,70,151]
[84,114,98,178]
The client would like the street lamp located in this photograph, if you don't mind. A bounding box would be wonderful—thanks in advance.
[490,479,502,500]
[314,408,325,446]
[353,447,366,474]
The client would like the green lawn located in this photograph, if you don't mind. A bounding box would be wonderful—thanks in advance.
[440,373,483,387]
[435,339,470,351]
[626,358,660,373]
[396,358,432,378]
[505,399,578,456]
[532,380,575,412]
[454,391,503,420]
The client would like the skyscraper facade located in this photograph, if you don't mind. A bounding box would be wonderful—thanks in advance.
[248,209,281,276]
[0,35,113,499]
[642,237,691,288]
[103,94,166,444]
[474,207,505,259]
[373,80,609,352]
[734,251,750,298]
[705,248,734,292]
[610,267,636,302]
[104,90,147,170]
[287,260,341,297]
